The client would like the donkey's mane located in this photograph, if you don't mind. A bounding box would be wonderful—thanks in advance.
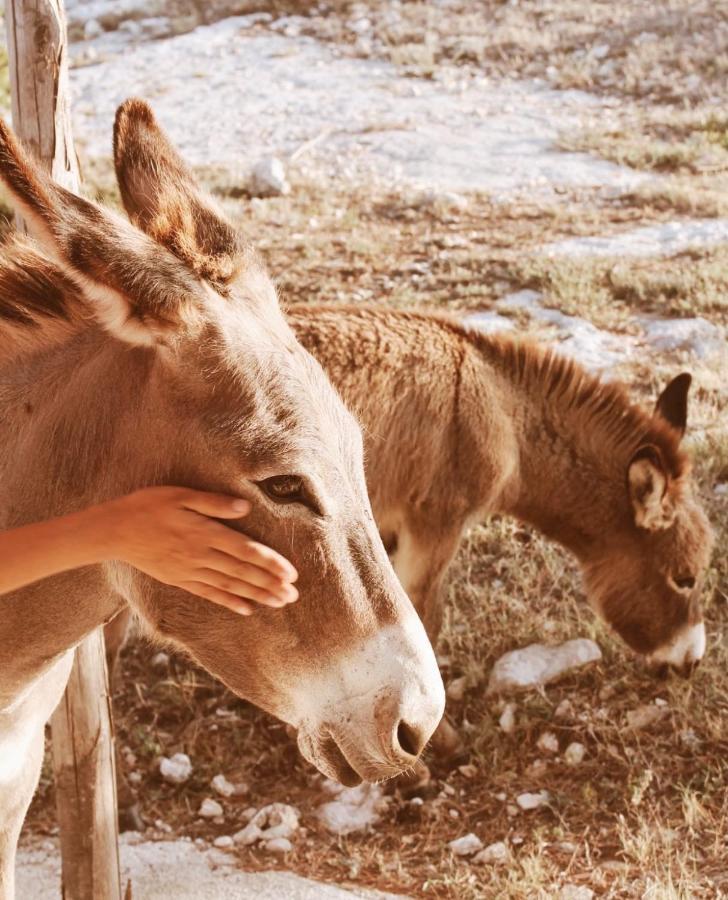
[463,322,688,477]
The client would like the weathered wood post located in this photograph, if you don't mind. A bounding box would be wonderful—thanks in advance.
[5,2,123,898]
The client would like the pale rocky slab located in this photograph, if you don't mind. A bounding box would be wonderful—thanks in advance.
[17,837,407,900]
[487,638,602,694]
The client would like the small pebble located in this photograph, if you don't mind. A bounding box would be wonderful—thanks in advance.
[159,753,192,785]
[499,702,517,734]
[213,835,233,849]
[263,837,293,853]
[554,699,574,720]
[473,840,509,865]
[448,833,484,857]
[447,676,468,702]
[537,731,559,754]
[564,742,586,766]
[516,790,551,811]
[211,774,235,798]
[559,886,594,900]
[199,798,223,819]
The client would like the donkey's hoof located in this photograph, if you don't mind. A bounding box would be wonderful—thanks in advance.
[430,717,466,764]
[119,802,145,834]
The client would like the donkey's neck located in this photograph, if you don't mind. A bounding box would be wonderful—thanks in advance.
[0,334,153,702]
[471,333,647,560]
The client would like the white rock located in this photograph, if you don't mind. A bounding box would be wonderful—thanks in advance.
[210,774,235,798]
[516,790,551,811]
[199,798,223,819]
[316,781,388,836]
[263,837,293,854]
[159,753,192,785]
[249,156,290,197]
[537,731,559,755]
[233,803,300,846]
[559,886,594,900]
[487,639,602,695]
[83,18,103,40]
[474,841,510,865]
[564,742,586,766]
[642,316,726,360]
[447,676,468,701]
[499,702,517,733]
[213,835,233,849]
[448,833,483,857]
[554,699,574,720]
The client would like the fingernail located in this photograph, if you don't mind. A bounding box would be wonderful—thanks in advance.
[231,499,250,512]
[237,605,253,616]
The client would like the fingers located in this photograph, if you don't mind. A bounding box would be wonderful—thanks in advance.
[205,551,298,602]
[178,582,255,616]
[208,525,298,583]
[193,569,294,608]
[178,490,251,520]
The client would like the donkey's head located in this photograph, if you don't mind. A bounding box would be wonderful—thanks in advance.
[581,374,714,676]
[0,102,444,784]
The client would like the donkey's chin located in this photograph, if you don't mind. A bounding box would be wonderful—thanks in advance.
[297,729,363,787]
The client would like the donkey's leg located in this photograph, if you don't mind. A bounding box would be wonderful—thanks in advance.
[390,522,463,644]
[102,608,143,832]
[0,654,73,899]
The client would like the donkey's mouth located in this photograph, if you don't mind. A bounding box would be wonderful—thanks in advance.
[297,728,362,787]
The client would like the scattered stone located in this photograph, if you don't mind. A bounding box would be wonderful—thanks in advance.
[150,651,170,674]
[537,731,559,755]
[448,833,483,857]
[153,818,172,834]
[554,699,574,720]
[263,837,293,854]
[316,781,388,836]
[458,764,477,779]
[474,841,510,865]
[559,886,594,900]
[626,705,669,730]
[128,771,142,785]
[516,790,551,811]
[248,156,290,197]
[499,702,517,734]
[447,676,468,702]
[159,753,192,785]
[564,742,586,766]
[526,759,548,777]
[210,774,235,798]
[233,803,300,846]
[199,799,223,819]
[212,835,233,849]
[487,639,602,695]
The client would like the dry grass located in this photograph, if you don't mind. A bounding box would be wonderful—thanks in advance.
[15,2,728,896]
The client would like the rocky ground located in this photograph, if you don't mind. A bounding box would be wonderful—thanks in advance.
[4,1,727,898]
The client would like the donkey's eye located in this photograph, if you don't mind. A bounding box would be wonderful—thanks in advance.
[257,475,309,506]
[674,575,696,592]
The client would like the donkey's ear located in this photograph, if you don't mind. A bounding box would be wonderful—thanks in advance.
[113,99,246,289]
[627,445,677,531]
[0,115,204,346]
[655,372,691,437]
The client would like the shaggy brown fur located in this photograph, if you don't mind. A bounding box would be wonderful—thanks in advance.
[289,305,713,660]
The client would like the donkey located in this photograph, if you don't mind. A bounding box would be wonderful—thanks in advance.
[288,305,714,677]
[0,105,444,897]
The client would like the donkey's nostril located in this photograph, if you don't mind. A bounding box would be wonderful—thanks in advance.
[396,720,426,758]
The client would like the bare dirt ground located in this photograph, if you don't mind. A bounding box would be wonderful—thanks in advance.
[8,1,728,897]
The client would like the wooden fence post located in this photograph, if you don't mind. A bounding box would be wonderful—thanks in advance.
[5,2,122,898]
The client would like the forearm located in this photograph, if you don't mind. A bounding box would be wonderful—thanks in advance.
[0,506,111,596]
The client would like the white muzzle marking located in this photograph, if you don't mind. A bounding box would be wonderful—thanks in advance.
[649,622,706,669]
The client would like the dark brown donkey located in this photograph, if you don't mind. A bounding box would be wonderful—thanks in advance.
[0,106,444,898]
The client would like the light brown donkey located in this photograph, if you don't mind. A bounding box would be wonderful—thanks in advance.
[289,305,714,675]
[0,105,444,898]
